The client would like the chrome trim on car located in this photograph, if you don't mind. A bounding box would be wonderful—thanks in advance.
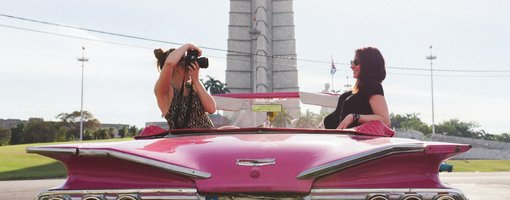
[297,143,425,179]
[27,147,211,179]
[78,149,211,178]
[310,188,463,193]
[36,188,199,200]
[201,193,302,200]
[45,197,70,200]
[115,194,138,200]
[236,158,276,166]
[402,195,422,200]
[368,194,390,200]
[142,196,199,200]
[434,195,455,200]
[307,188,467,200]
[81,196,104,200]
[37,188,467,200]
[27,147,77,154]
[39,188,197,195]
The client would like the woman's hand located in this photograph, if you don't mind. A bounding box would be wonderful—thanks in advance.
[188,61,200,82]
[337,114,354,129]
[189,60,217,114]
[186,43,202,56]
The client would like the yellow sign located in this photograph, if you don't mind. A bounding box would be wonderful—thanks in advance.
[252,104,282,112]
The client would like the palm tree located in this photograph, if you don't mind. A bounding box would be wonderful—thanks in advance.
[294,110,319,128]
[273,108,293,128]
[202,75,230,94]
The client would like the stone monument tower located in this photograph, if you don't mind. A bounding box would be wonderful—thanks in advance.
[225,0,300,127]
[226,0,299,93]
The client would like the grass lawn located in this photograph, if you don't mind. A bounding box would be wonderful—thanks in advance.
[447,160,510,172]
[0,138,132,180]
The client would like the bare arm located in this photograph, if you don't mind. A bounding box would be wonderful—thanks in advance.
[192,79,217,114]
[188,62,217,114]
[363,95,390,125]
[336,94,390,129]
[154,43,201,115]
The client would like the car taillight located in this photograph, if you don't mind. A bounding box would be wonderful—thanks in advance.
[82,196,104,200]
[435,196,455,200]
[47,197,69,200]
[402,195,422,200]
[116,195,138,200]
[368,195,390,200]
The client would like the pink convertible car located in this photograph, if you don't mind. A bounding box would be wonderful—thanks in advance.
[28,92,470,200]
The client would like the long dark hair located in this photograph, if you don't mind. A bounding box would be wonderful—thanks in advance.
[154,48,175,71]
[353,47,386,93]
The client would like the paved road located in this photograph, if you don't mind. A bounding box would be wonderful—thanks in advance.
[1,172,509,200]
[0,178,64,199]
[440,172,510,200]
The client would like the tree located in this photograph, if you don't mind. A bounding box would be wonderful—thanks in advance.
[273,109,293,128]
[202,75,230,94]
[57,111,94,124]
[479,130,498,141]
[95,128,114,140]
[22,118,55,143]
[436,119,482,138]
[316,112,330,128]
[118,127,128,138]
[83,129,95,140]
[9,123,25,145]
[56,111,101,140]
[390,113,431,134]
[53,126,68,142]
[496,133,510,143]
[0,127,11,146]
[294,110,320,128]
[126,126,139,137]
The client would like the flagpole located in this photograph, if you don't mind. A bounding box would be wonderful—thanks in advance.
[331,74,334,92]
[330,55,334,92]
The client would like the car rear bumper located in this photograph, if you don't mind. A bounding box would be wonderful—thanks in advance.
[35,187,468,200]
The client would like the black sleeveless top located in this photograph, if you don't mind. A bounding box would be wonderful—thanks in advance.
[164,84,214,129]
[324,81,384,129]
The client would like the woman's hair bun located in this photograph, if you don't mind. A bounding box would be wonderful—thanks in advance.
[154,48,164,60]
[153,48,176,71]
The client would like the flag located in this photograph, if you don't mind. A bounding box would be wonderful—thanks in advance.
[330,58,337,75]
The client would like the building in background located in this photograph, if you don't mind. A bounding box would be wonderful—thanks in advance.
[100,123,130,131]
[227,0,298,93]
[0,119,25,129]
[226,0,300,125]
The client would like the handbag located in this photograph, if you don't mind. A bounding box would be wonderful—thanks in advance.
[349,120,394,137]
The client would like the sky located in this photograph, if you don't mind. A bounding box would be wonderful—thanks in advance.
[0,0,509,134]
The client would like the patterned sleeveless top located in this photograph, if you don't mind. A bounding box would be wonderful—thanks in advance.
[164,84,214,129]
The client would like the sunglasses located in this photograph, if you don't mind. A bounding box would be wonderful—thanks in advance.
[350,60,360,66]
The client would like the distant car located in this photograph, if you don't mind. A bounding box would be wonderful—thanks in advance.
[439,162,454,172]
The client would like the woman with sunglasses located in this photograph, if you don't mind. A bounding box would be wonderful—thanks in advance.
[153,43,216,129]
[323,47,390,129]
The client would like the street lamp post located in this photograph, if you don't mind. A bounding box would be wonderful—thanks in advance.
[77,47,89,141]
[426,45,437,135]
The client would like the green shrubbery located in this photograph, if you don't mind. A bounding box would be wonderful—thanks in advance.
[391,113,510,142]
[0,127,11,146]
[1,111,140,146]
